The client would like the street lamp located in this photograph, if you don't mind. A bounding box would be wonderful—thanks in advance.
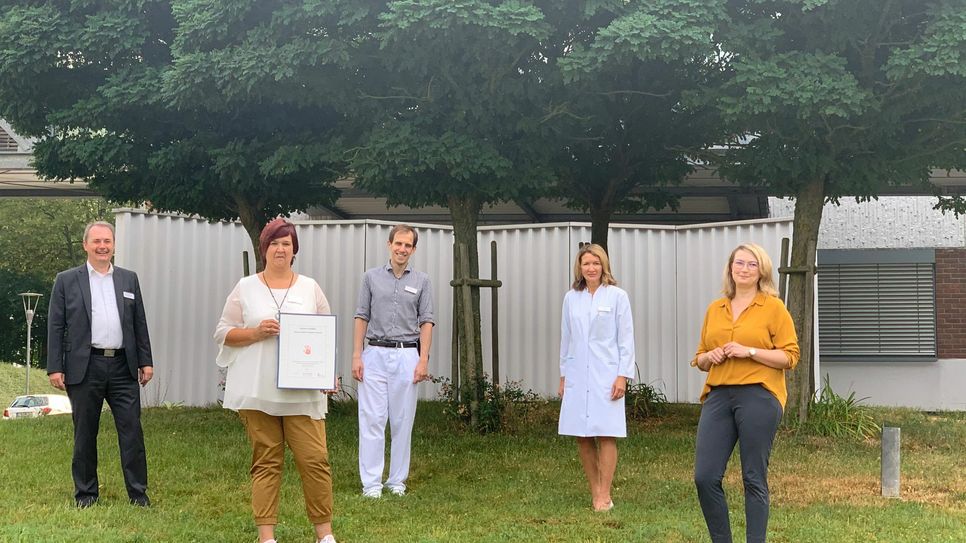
[19,292,43,395]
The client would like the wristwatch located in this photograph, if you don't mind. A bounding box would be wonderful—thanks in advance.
[748,348,757,358]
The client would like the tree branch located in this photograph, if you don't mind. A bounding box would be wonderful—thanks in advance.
[895,139,966,165]
[358,77,434,102]
[906,116,966,125]
[594,90,672,98]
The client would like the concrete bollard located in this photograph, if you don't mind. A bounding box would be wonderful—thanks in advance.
[881,426,900,498]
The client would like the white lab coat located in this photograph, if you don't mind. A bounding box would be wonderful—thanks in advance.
[558,285,636,437]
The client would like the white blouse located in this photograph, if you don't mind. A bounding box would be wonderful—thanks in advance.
[214,274,331,419]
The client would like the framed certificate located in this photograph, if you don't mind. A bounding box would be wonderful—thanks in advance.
[276,312,338,390]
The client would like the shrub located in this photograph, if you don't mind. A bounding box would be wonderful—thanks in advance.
[625,381,669,420]
[802,375,880,440]
[433,374,550,434]
[326,376,357,415]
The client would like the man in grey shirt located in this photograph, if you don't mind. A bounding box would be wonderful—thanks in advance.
[352,224,434,498]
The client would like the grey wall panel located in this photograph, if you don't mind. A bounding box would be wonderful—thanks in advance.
[606,226,680,400]
[115,211,252,407]
[477,224,573,395]
[293,220,369,395]
[823,360,966,410]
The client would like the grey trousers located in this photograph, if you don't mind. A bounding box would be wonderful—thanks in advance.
[694,384,783,543]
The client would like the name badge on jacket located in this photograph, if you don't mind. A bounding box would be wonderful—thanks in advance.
[598,306,612,313]
[405,286,419,294]
[123,291,135,300]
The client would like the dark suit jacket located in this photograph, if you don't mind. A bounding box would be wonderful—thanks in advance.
[47,264,154,385]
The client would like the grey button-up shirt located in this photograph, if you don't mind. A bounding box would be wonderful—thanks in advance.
[354,263,434,342]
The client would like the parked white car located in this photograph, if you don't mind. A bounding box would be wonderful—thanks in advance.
[2,394,72,420]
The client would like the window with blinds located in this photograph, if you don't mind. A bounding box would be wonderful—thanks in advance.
[0,127,20,152]
[817,249,937,362]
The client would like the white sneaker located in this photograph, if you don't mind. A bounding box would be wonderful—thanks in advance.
[317,535,337,543]
[387,486,406,496]
[362,488,382,498]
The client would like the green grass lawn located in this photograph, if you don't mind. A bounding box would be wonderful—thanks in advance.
[0,362,963,543]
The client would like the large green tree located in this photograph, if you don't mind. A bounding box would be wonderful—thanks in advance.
[0,269,47,366]
[345,0,556,428]
[714,0,966,422]
[0,198,112,364]
[0,198,111,280]
[546,0,728,252]
[0,0,348,270]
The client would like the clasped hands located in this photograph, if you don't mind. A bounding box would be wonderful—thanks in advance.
[705,342,754,365]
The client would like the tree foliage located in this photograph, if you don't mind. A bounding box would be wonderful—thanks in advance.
[546,0,728,251]
[0,269,48,366]
[0,0,350,270]
[712,0,966,422]
[343,0,559,429]
[0,198,112,363]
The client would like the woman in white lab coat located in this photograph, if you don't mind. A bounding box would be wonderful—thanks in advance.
[558,243,636,512]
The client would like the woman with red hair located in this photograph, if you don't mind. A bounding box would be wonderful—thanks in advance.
[214,218,337,543]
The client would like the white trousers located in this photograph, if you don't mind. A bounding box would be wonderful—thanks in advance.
[357,346,419,493]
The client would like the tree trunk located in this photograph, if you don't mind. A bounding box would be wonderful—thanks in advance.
[235,197,268,273]
[784,176,826,425]
[448,193,485,430]
[588,203,613,253]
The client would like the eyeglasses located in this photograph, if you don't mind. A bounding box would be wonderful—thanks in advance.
[732,259,759,270]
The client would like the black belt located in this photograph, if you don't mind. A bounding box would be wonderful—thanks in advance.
[368,339,418,349]
[91,347,125,357]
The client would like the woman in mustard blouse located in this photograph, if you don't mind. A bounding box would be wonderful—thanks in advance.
[692,243,799,543]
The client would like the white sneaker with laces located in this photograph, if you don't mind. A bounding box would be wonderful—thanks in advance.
[387,486,406,496]
[362,488,382,498]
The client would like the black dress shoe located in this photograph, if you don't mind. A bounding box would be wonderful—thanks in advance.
[130,496,151,507]
[75,497,98,508]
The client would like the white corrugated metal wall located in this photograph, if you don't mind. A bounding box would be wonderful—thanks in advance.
[114,213,253,406]
[478,224,574,394]
[115,210,792,407]
[604,225,680,399]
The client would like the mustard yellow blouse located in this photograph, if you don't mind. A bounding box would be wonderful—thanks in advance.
[692,292,800,408]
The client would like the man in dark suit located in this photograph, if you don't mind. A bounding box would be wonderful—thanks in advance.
[47,221,154,508]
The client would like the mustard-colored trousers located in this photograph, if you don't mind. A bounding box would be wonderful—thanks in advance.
[239,410,333,525]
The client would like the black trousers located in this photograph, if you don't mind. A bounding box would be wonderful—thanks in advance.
[66,353,148,502]
[694,384,783,543]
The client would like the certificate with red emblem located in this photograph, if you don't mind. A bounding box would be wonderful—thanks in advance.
[277,312,338,390]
